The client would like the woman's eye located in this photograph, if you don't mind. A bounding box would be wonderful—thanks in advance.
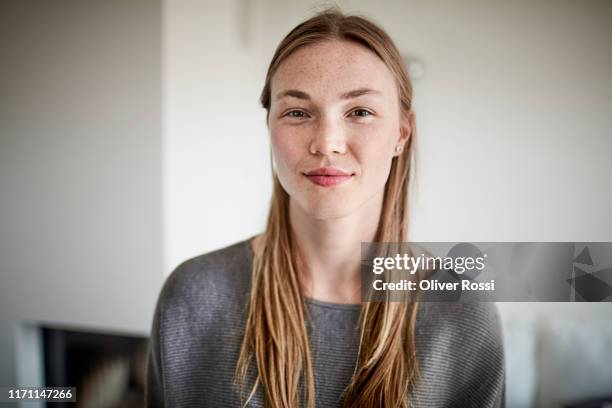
[350,109,373,118]
[286,110,307,118]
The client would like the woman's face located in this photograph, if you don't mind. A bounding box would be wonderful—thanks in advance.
[268,39,412,220]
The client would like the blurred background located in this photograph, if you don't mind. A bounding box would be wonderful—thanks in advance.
[1,0,611,407]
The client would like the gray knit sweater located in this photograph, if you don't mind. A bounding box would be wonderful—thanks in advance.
[145,237,505,407]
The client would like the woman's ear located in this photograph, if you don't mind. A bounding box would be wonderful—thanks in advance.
[395,110,414,156]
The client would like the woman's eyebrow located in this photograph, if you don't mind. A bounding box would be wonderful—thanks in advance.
[275,88,381,102]
[340,88,381,99]
[276,89,310,101]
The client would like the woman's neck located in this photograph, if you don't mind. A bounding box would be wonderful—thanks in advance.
[289,192,384,305]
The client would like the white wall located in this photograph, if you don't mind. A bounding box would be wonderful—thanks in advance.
[163,0,271,274]
[0,0,163,390]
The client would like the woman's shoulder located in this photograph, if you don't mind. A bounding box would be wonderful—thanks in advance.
[415,267,503,349]
[155,236,255,312]
[413,301,505,407]
[415,300,504,360]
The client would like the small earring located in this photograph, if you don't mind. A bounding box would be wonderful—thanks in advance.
[395,145,402,153]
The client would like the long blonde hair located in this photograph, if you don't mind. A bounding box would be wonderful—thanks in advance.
[236,8,419,408]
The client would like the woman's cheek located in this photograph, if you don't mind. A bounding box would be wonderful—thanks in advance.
[361,147,394,186]
[276,140,298,168]
[271,142,300,189]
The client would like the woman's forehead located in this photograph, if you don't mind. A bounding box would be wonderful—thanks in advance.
[270,39,398,103]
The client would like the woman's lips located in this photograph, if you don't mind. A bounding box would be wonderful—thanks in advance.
[305,174,353,187]
[303,167,354,187]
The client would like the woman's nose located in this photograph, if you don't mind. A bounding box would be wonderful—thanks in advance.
[308,117,347,156]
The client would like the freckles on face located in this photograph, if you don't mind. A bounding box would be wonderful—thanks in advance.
[267,39,404,218]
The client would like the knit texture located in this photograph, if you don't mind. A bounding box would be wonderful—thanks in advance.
[145,237,505,407]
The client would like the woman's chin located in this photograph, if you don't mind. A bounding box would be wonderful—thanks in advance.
[290,193,361,221]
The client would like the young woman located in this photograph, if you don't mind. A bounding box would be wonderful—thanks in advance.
[146,9,505,408]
